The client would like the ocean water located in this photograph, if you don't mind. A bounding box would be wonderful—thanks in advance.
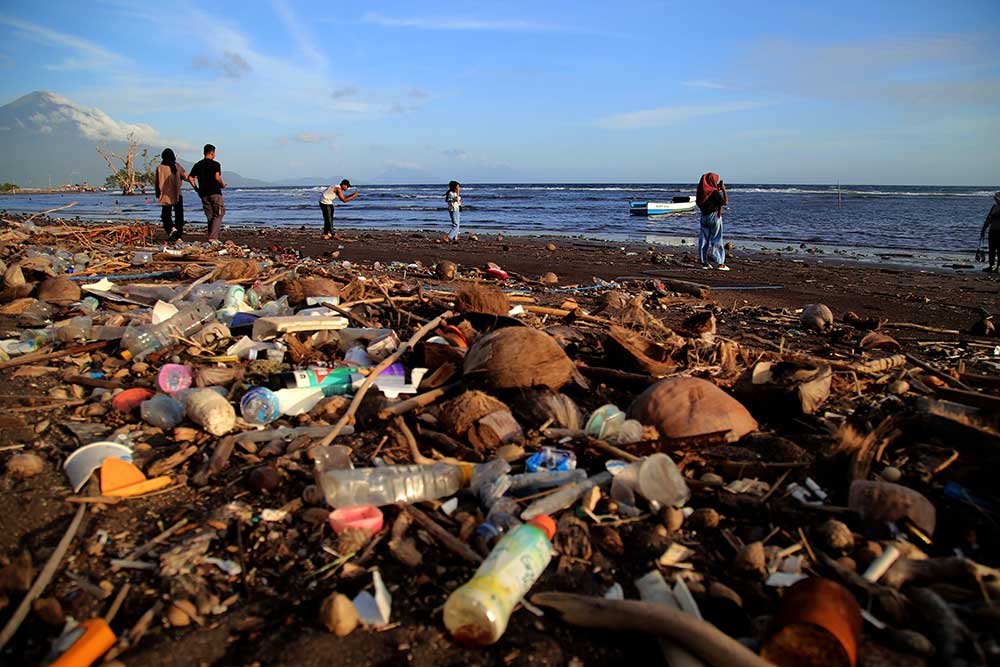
[1,183,993,258]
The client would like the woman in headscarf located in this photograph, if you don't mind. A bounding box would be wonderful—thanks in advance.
[155,148,188,243]
[980,192,1000,273]
[696,172,729,271]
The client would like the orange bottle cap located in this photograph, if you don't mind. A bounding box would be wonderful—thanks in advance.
[528,515,556,540]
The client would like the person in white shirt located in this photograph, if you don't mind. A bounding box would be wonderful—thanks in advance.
[444,180,462,242]
[319,179,358,240]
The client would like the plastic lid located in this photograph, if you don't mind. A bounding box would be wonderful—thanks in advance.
[528,515,556,540]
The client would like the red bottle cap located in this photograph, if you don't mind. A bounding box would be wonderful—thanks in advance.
[528,515,556,540]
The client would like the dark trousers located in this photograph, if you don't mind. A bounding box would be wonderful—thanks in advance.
[990,226,1000,267]
[161,198,184,235]
[320,203,335,234]
[200,194,225,241]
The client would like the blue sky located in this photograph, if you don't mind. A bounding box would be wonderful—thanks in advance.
[1,0,998,184]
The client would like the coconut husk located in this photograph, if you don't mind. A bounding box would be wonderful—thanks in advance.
[801,304,834,331]
[37,276,81,305]
[180,264,212,280]
[440,390,509,437]
[436,260,457,281]
[734,361,832,416]
[338,277,368,304]
[463,326,581,390]
[628,376,758,444]
[215,259,261,281]
[509,388,583,429]
[17,257,56,277]
[860,332,901,351]
[605,325,683,376]
[681,311,717,341]
[455,283,509,316]
[276,276,342,306]
[421,341,466,373]
[592,290,630,315]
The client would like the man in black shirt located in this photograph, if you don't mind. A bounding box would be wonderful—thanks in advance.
[187,143,228,243]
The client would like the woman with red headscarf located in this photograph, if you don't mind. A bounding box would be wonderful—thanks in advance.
[696,172,729,270]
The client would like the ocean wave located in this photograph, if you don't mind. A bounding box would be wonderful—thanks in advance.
[731,187,993,197]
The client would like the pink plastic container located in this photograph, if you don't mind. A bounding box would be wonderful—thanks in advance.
[328,506,384,536]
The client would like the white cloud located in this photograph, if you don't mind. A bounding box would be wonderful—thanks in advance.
[0,16,122,70]
[271,0,328,68]
[27,92,160,143]
[683,80,730,90]
[599,101,761,129]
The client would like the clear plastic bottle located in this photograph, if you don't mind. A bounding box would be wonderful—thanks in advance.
[120,302,216,360]
[313,452,472,508]
[218,285,246,322]
[521,471,612,520]
[508,469,587,495]
[240,386,281,425]
[444,515,557,645]
[473,497,522,555]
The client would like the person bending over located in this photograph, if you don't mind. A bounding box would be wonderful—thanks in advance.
[319,179,358,240]
[980,191,1000,273]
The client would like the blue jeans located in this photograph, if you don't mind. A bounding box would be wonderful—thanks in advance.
[698,211,725,265]
[448,209,460,241]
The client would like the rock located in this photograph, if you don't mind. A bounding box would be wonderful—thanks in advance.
[302,508,331,525]
[701,472,724,485]
[166,599,197,627]
[319,592,359,636]
[546,243,557,251]
[33,597,64,625]
[735,541,766,575]
[302,484,325,505]
[435,260,457,281]
[815,519,855,552]
[687,508,721,530]
[6,453,44,479]
[541,272,559,285]
[590,525,624,556]
[836,556,857,572]
[247,466,280,492]
[0,552,33,593]
[389,537,423,567]
[628,377,757,443]
[37,276,81,305]
[848,480,936,536]
[800,303,834,331]
[881,466,902,483]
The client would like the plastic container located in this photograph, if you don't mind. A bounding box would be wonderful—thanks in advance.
[240,386,281,425]
[157,363,193,394]
[636,453,690,508]
[272,367,362,395]
[585,404,643,444]
[314,455,472,508]
[444,515,557,645]
[521,471,611,520]
[526,447,576,472]
[140,394,185,429]
[131,251,153,266]
[120,303,216,360]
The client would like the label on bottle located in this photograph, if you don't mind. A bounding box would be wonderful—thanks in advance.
[462,524,553,616]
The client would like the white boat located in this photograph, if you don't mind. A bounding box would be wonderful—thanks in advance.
[629,196,697,215]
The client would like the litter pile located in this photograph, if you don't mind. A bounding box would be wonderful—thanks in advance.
[1,213,999,667]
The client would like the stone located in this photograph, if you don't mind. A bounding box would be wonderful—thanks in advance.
[319,592,358,636]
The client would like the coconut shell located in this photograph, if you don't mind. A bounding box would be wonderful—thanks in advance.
[605,325,684,376]
[801,303,834,331]
[276,276,342,306]
[215,259,261,281]
[859,332,901,351]
[628,377,757,443]
[455,283,509,316]
[441,390,509,437]
[463,327,577,390]
[735,361,832,416]
[37,277,81,305]
[436,260,457,281]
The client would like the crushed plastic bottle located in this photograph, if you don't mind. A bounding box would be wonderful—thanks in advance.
[444,515,557,645]
[508,469,587,495]
[314,453,472,508]
[140,394,185,429]
[271,367,363,396]
[120,302,216,361]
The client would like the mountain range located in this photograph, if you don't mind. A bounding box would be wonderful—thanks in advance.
[0,92,271,188]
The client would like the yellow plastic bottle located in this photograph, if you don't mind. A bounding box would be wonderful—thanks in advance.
[443,515,556,645]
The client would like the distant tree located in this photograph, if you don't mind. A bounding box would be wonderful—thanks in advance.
[96,132,141,195]
[0,182,17,193]
[137,149,158,189]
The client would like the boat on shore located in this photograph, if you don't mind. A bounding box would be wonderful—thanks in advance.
[629,196,697,215]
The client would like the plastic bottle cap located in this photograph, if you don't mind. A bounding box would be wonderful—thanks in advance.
[528,515,556,540]
[328,506,384,536]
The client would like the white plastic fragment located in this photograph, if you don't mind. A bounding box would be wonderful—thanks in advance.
[863,544,901,583]
[603,583,624,600]
[353,569,392,627]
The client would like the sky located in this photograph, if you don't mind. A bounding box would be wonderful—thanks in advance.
[0,0,998,184]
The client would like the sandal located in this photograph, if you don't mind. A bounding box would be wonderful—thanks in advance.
[716,265,731,271]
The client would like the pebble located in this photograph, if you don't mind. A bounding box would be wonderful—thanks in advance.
[166,599,197,627]
[700,472,724,485]
[888,380,909,395]
[661,506,685,533]
[319,592,358,636]
[6,453,44,479]
[546,243,557,251]
[734,541,766,575]
[815,519,855,552]
[247,466,280,492]
[881,466,902,483]
[34,419,50,434]
[687,507,720,530]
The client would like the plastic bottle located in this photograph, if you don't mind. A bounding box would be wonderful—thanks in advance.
[472,497,522,555]
[140,394,185,429]
[521,471,612,520]
[444,515,557,645]
[218,285,246,322]
[507,469,587,495]
[157,363,193,393]
[240,386,281,425]
[271,367,362,395]
[131,251,153,266]
[314,453,472,508]
[120,302,216,360]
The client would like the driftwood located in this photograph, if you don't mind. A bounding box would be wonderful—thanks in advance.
[657,278,711,299]
[377,382,460,419]
[401,504,482,564]
[531,592,777,667]
[905,353,974,391]
[0,340,110,371]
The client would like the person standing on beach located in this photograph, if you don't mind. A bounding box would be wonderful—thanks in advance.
[154,148,188,243]
[696,172,729,271]
[319,179,358,240]
[444,180,462,242]
[980,191,1000,273]
[187,144,227,243]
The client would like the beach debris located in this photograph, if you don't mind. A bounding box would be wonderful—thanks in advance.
[735,361,832,415]
[628,377,757,443]
[319,592,359,636]
[463,327,578,390]
[800,303,834,331]
[435,260,457,281]
[605,325,683,376]
[761,578,861,667]
[5,453,44,479]
[179,388,236,436]
[37,276,80,305]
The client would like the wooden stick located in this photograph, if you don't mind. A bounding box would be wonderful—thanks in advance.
[319,300,373,328]
[0,506,86,649]
[935,386,1000,412]
[169,269,216,304]
[906,353,974,392]
[378,382,461,419]
[64,374,126,390]
[125,518,189,561]
[531,593,777,667]
[402,504,482,564]
[25,201,78,223]
[316,311,453,448]
[738,344,906,375]
[104,582,131,623]
[886,321,961,335]
[0,340,109,371]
